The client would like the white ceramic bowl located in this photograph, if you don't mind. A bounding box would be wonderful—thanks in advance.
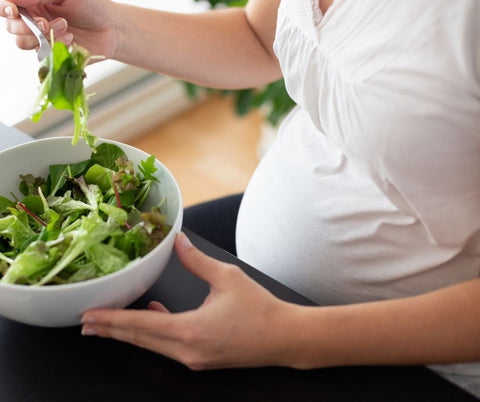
[0,137,183,327]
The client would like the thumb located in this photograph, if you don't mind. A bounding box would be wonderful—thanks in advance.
[174,232,227,285]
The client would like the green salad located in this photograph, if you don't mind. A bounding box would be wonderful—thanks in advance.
[33,32,99,151]
[0,143,171,286]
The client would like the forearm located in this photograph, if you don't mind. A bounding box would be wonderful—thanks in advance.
[283,278,480,369]
[111,4,282,89]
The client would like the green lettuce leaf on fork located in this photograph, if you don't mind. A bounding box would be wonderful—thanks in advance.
[32,33,98,151]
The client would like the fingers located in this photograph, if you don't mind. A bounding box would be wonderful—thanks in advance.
[2,3,70,50]
[174,232,237,286]
[81,310,155,348]
[11,17,70,49]
[1,2,17,19]
[148,301,169,312]
[44,17,72,45]
[81,308,184,357]
[6,15,67,35]
[9,17,47,36]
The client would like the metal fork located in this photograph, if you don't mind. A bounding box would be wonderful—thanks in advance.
[17,7,52,62]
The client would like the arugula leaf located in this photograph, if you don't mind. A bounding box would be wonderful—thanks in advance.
[134,156,159,208]
[138,155,158,181]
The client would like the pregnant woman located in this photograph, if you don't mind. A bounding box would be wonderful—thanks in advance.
[2,0,480,396]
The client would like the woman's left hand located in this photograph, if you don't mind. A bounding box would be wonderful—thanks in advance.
[81,232,299,370]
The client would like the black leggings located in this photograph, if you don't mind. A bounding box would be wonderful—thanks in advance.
[182,193,243,256]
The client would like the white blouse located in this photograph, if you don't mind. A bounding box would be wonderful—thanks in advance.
[236,0,480,395]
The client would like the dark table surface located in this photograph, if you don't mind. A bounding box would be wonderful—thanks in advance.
[0,228,477,402]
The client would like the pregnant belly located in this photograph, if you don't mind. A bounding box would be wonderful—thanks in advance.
[235,123,463,305]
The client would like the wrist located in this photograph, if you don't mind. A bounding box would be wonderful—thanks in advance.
[277,304,356,370]
[267,303,331,369]
[108,2,128,62]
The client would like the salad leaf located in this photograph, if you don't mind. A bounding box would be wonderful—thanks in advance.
[84,164,114,193]
[99,202,128,225]
[113,156,138,191]
[47,159,90,197]
[19,174,46,197]
[73,176,103,209]
[138,155,158,181]
[0,144,171,286]
[47,192,95,215]
[0,214,36,250]
[86,243,130,275]
[135,156,159,209]
[20,196,44,215]
[63,261,100,284]
[32,212,117,286]
[91,143,126,170]
[0,239,63,284]
[113,224,153,260]
[32,34,97,151]
[0,197,15,214]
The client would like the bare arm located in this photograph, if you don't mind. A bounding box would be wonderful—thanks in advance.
[289,278,480,368]
[111,2,282,89]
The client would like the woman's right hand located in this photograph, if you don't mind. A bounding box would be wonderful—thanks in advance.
[2,0,284,91]
[0,0,118,59]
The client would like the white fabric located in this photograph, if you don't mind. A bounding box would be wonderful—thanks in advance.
[235,0,480,396]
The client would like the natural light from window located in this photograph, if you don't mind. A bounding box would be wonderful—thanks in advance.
[0,0,208,126]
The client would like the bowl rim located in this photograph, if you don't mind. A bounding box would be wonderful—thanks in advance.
[0,136,183,292]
